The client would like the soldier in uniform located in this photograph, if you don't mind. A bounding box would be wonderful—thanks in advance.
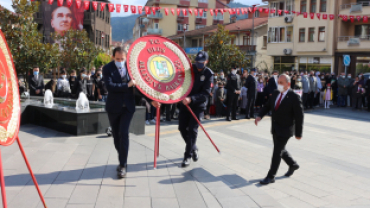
[226,65,242,121]
[179,51,214,167]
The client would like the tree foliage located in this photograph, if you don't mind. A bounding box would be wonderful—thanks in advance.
[205,24,249,72]
[94,53,111,68]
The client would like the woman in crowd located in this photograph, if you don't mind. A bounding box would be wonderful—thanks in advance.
[69,70,78,98]
[56,69,71,98]
[255,75,265,112]
[76,68,87,96]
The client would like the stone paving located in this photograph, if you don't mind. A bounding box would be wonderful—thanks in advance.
[1,107,370,208]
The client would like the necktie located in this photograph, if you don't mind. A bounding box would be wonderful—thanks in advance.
[275,93,283,111]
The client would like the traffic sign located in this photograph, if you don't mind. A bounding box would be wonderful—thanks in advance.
[343,55,351,66]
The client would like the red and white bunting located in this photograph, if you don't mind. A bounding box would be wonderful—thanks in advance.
[138,6,143,14]
[164,8,169,16]
[241,8,245,15]
[66,0,72,7]
[199,9,204,17]
[57,0,63,7]
[182,8,187,16]
[171,8,175,15]
[310,13,315,19]
[100,2,106,11]
[264,8,269,13]
[194,9,198,16]
[83,1,89,10]
[209,9,213,16]
[152,7,156,14]
[303,12,308,18]
[248,7,252,13]
[108,4,114,12]
[278,10,282,15]
[92,1,98,11]
[48,0,53,5]
[329,14,335,20]
[259,7,263,13]
[131,5,136,13]
[350,15,354,22]
[116,4,121,13]
[220,9,224,15]
[253,7,257,12]
[236,8,240,15]
[342,15,348,21]
[145,6,150,14]
[316,13,320,20]
[322,14,327,19]
[124,5,129,13]
[296,11,301,16]
[364,16,368,23]
[189,8,193,15]
[356,15,361,21]
[214,9,218,17]
[177,8,180,16]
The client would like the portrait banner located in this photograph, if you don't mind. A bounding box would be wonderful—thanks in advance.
[126,36,194,104]
[0,30,21,146]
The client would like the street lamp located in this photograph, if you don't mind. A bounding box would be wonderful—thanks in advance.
[183,24,187,49]
[251,4,259,68]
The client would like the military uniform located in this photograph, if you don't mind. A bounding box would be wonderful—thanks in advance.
[178,51,214,166]
[226,72,242,120]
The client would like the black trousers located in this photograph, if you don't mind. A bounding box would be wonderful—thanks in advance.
[108,107,134,167]
[246,93,256,117]
[267,134,297,178]
[308,92,315,108]
[314,92,320,106]
[165,104,176,121]
[205,95,212,115]
[178,106,203,158]
[302,93,309,109]
[368,95,370,111]
[227,93,239,118]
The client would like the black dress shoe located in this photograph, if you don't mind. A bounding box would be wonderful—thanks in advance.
[181,158,191,167]
[226,117,232,121]
[232,117,240,120]
[260,177,275,185]
[117,165,127,178]
[285,165,299,177]
[192,150,199,162]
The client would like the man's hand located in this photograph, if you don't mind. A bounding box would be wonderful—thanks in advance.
[255,117,262,126]
[128,80,136,87]
[182,97,192,105]
[295,137,302,140]
[36,89,40,94]
[220,99,224,102]
[151,101,161,108]
[98,95,102,100]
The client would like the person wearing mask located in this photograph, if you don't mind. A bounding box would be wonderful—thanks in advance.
[217,71,227,86]
[267,70,279,98]
[255,74,304,185]
[178,51,213,167]
[76,68,88,96]
[29,66,45,96]
[56,69,71,98]
[255,75,265,112]
[225,65,242,121]
[347,74,355,107]
[301,71,310,109]
[358,73,366,106]
[103,47,160,177]
[244,68,258,119]
[307,71,318,109]
[294,75,302,90]
[69,70,78,98]
[352,82,366,110]
[337,72,350,107]
[314,72,322,107]
[90,67,96,76]
[85,71,95,101]
[330,73,338,105]
[216,82,227,117]
[96,69,108,102]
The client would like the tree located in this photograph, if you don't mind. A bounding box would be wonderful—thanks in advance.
[205,24,249,72]
[94,53,111,68]
[0,0,59,77]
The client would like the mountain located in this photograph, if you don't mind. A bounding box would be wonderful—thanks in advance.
[111,15,140,42]
[227,2,249,20]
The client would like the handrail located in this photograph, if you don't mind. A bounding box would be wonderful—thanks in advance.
[338,36,370,41]
[339,1,370,10]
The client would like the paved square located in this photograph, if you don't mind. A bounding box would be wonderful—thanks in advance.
[1,108,369,208]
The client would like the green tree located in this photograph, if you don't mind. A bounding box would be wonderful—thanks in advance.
[205,24,249,72]
[94,53,111,68]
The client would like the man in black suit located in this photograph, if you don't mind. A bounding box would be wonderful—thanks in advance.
[255,74,304,185]
[103,47,160,178]
[225,65,242,121]
[244,68,258,119]
[267,70,279,98]
[28,66,45,96]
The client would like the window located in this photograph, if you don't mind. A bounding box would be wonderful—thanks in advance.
[231,37,236,45]
[285,0,294,15]
[214,13,223,20]
[195,25,205,29]
[355,24,370,37]
[198,0,208,2]
[287,26,293,42]
[254,10,260,18]
[269,1,294,17]
[301,0,307,12]
[177,24,188,31]
[318,27,325,41]
[203,11,207,18]
[154,23,159,29]
[308,27,315,42]
[268,26,293,43]
[320,0,326,12]
[192,39,198,47]
[263,36,267,48]
[243,36,251,45]
[310,0,316,13]
[280,27,286,42]
[299,28,305,42]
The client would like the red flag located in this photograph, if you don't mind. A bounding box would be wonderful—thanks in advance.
[228,8,233,14]
[108,4,114,12]
[138,6,142,14]
[209,9,213,16]
[236,8,240,15]
[241,8,245,15]
[364,16,368,23]
[284,10,289,14]
[92,1,98,11]
[171,8,175,15]
[278,10,282,15]
[322,14,327,19]
[271,9,275,14]
[310,13,315,19]
[248,7,252,13]
[316,13,321,20]
[220,9,224,15]
[350,15,354,22]
[125,5,129,13]
[131,5,136,13]
[329,14,335,20]
[342,15,348,21]
[100,2,106,11]
[253,6,257,12]
[259,7,263,13]
[292,11,296,13]
[296,11,301,16]
[164,8,169,16]
[152,7,156,14]
[83,1,89,10]
[194,9,198,16]
[183,8,187,16]
[48,0,53,5]
[189,8,193,15]
[116,4,121,13]
[356,15,361,21]
[224,8,227,12]
[57,0,63,7]
[66,0,72,7]
[145,6,150,14]
[264,8,269,13]
[199,9,204,17]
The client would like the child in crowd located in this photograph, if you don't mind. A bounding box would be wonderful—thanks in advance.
[323,83,333,109]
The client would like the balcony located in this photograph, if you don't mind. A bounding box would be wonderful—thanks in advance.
[213,19,224,25]
[339,1,370,15]
[147,13,163,19]
[195,17,203,24]
[177,16,185,23]
[337,36,370,51]
[237,45,256,52]
[84,12,95,25]
[147,28,163,35]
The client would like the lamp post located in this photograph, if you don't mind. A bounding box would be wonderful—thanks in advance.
[183,24,187,49]
[251,4,259,68]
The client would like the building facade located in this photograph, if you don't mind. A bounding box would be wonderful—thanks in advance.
[263,0,336,73]
[133,0,231,40]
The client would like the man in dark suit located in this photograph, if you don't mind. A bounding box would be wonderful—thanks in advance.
[255,74,304,185]
[225,65,242,121]
[103,47,160,178]
[179,51,214,167]
[267,70,279,97]
[28,66,45,96]
[244,68,258,119]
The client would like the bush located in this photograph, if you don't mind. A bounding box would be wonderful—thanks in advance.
[94,53,111,68]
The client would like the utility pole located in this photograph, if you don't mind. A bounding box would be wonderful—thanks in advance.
[251,4,259,69]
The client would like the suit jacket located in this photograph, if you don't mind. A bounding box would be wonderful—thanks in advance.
[216,87,227,102]
[258,89,304,138]
[301,76,310,93]
[103,61,151,114]
[309,76,318,93]
[244,75,257,97]
[267,77,277,95]
[226,73,241,94]
[188,64,214,110]
[29,75,44,96]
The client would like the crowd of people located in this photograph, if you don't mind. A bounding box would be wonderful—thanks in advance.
[25,65,370,124]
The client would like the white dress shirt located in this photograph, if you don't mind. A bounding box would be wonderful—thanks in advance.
[275,89,289,107]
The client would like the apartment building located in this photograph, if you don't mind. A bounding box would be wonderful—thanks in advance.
[336,0,370,75]
[263,0,336,73]
[133,0,231,40]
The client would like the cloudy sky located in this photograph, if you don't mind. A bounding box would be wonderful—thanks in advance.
[0,0,265,16]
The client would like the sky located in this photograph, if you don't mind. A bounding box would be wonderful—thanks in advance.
[0,0,265,16]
